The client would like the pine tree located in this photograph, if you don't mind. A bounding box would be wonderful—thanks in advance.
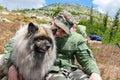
[89,5,93,25]
[112,9,120,29]
[103,13,108,27]
[103,13,108,32]
[109,9,120,43]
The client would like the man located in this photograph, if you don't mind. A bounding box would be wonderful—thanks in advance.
[4,10,102,80]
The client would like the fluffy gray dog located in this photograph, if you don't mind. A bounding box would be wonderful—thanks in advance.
[10,22,56,80]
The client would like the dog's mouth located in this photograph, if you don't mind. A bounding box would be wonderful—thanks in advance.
[35,47,49,53]
[34,42,51,53]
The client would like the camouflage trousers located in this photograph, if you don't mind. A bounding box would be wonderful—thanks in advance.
[45,66,89,80]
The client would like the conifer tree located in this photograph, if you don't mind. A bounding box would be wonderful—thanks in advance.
[109,9,120,43]
[89,5,93,25]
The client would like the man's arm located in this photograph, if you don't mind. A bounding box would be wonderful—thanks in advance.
[4,38,14,67]
[75,41,100,75]
[75,41,102,80]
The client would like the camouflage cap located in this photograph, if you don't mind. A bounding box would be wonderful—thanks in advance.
[54,10,75,34]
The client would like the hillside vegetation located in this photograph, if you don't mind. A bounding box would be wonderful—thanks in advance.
[13,3,120,44]
[0,3,120,80]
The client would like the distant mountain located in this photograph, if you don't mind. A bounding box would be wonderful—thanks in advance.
[17,3,112,23]
[42,3,103,19]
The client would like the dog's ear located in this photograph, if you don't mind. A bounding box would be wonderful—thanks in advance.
[28,22,38,35]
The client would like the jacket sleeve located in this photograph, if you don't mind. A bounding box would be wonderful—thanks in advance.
[4,38,14,67]
[75,41,100,75]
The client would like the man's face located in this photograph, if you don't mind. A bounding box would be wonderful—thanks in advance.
[51,23,66,38]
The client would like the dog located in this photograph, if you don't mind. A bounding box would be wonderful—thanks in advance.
[10,22,56,80]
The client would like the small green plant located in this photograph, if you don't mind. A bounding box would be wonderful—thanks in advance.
[0,6,4,10]
[36,19,48,24]
[24,16,31,22]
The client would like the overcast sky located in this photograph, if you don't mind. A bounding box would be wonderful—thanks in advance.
[0,0,120,17]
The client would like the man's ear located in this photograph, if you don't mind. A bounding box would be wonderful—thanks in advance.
[28,22,38,35]
[51,28,57,35]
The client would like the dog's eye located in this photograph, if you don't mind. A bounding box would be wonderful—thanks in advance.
[34,36,53,44]
[37,38,41,41]
[34,37,42,42]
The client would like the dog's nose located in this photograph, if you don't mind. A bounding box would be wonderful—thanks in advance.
[45,43,51,50]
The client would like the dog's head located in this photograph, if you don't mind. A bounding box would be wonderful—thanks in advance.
[27,22,55,54]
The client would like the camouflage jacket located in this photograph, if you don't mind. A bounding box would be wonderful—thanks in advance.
[4,38,15,67]
[4,30,100,75]
[51,30,100,75]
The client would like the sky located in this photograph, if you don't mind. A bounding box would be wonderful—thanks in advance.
[0,0,120,17]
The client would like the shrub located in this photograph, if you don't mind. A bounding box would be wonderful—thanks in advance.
[36,19,48,24]
[77,19,120,45]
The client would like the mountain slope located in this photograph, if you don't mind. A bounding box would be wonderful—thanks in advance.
[20,3,110,22]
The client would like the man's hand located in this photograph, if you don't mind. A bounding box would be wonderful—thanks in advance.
[8,65,18,80]
[89,73,102,80]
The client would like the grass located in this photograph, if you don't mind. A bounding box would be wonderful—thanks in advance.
[0,21,21,53]
[89,43,120,80]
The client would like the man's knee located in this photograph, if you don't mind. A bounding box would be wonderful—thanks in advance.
[46,72,68,80]
[49,76,68,80]
[69,69,89,80]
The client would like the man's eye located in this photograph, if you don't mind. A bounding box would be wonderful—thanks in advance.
[52,28,57,35]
